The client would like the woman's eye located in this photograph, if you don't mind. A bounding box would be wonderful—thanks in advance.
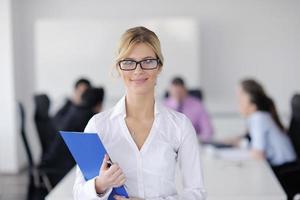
[143,59,154,64]
[122,60,134,65]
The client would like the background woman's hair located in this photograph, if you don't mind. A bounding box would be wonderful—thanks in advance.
[115,26,164,67]
[240,79,285,132]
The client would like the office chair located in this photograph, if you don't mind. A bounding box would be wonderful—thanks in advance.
[188,89,203,101]
[33,94,56,159]
[289,94,300,158]
[18,102,52,200]
[164,88,203,101]
[275,94,300,199]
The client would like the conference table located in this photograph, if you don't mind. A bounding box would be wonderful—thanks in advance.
[46,147,286,200]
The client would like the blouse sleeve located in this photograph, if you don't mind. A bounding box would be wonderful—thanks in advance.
[177,117,206,199]
[249,114,268,151]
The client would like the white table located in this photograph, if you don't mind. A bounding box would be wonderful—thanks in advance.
[46,147,286,200]
[201,148,286,200]
[45,167,76,200]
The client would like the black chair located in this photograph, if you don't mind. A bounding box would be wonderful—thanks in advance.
[18,103,52,200]
[289,94,300,158]
[164,88,203,101]
[274,94,300,199]
[188,89,203,101]
[33,94,57,159]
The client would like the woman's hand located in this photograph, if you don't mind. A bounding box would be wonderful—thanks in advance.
[250,149,265,160]
[95,154,126,194]
[114,195,144,200]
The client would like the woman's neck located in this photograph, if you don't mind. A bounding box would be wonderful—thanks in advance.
[125,92,155,119]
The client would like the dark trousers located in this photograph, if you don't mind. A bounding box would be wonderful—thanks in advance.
[272,161,300,200]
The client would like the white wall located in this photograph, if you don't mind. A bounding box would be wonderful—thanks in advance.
[199,1,300,115]
[0,0,41,173]
[2,0,300,172]
[0,0,19,173]
[12,0,41,168]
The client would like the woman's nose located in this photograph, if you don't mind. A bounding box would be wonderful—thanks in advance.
[133,63,144,74]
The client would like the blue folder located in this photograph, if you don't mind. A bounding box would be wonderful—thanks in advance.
[60,131,128,199]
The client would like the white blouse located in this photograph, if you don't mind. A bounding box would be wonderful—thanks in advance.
[73,97,206,200]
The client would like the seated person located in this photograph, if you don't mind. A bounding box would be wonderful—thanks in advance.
[39,87,105,188]
[164,77,213,142]
[235,79,298,199]
[54,78,91,129]
[59,87,104,132]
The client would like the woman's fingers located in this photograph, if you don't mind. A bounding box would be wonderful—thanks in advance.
[100,154,110,171]
[114,195,127,200]
[106,163,120,176]
[111,168,123,179]
[111,169,125,187]
[113,176,126,187]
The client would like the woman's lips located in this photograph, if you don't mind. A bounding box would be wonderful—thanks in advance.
[131,78,148,84]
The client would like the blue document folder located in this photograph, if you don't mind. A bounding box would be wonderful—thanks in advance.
[60,131,128,199]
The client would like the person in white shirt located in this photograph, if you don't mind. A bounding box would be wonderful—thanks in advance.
[237,79,299,200]
[73,26,206,200]
[237,79,296,165]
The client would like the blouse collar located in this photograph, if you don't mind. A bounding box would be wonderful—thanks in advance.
[110,95,162,119]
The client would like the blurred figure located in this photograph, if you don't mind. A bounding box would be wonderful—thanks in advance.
[237,79,295,162]
[28,87,105,200]
[34,94,57,160]
[54,78,91,128]
[164,77,213,142]
[288,94,300,158]
[58,87,105,131]
[237,79,299,199]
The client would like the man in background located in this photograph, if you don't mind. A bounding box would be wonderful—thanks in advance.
[164,77,214,142]
[53,78,91,129]
[40,87,105,186]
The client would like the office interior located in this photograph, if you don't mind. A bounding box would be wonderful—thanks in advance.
[1,0,300,199]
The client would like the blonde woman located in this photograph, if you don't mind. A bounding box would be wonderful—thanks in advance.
[73,26,206,200]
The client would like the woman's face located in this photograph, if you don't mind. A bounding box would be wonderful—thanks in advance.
[118,43,161,96]
[237,85,256,116]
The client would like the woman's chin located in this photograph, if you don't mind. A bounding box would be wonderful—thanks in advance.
[128,85,153,96]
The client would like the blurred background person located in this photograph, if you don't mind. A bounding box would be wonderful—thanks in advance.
[53,78,92,129]
[234,79,299,199]
[164,77,214,142]
[236,79,296,163]
[58,87,105,132]
[27,87,105,200]
[33,94,57,161]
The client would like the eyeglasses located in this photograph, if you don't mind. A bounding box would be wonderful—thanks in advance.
[118,58,160,71]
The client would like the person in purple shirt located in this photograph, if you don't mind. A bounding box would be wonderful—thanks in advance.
[164,77,214,142]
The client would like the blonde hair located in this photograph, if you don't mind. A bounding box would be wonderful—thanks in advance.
[115,26,164,68]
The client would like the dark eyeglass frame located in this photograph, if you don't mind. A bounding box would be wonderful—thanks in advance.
[118,58,161,71]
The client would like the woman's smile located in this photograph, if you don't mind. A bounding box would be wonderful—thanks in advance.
[130,77,149,85]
